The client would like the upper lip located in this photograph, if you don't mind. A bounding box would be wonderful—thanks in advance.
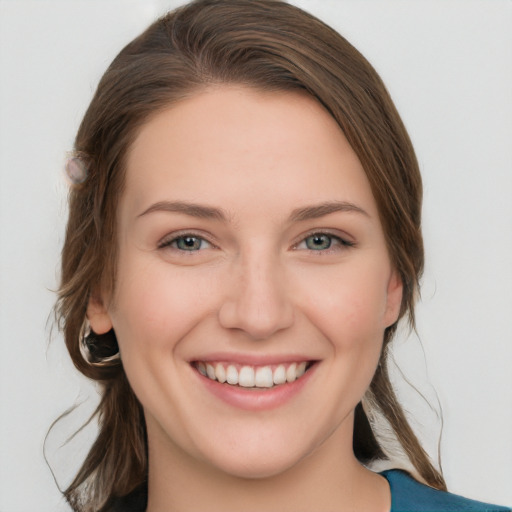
[188,352,317,366]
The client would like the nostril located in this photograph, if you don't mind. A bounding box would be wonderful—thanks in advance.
[218,298,294,340]
[217,262,294,339]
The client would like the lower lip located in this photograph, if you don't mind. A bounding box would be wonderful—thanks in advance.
[195,364,317,411]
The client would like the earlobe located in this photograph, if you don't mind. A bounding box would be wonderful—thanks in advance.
[384,270,403,327]
[86,292,113,334]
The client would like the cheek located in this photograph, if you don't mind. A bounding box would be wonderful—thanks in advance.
[109,256,219,354]
[295,258,390,403]
[289,260,390,432]
[298,259,392,348]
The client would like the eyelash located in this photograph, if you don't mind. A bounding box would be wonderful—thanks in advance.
[293,231,355,253]
[158,231,354,254]
[157,231,214,252]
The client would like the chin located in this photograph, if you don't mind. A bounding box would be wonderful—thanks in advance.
[194,425,319,480]
[209,450,304,480]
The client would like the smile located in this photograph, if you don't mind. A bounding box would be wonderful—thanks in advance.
[193,361,312,389]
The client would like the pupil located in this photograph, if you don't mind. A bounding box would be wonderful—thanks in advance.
[308,234,331,250]
[179,237,200,250]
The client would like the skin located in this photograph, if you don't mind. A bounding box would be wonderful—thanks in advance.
[88,86,402,511]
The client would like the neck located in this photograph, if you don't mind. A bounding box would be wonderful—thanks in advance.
[145,417,390,512]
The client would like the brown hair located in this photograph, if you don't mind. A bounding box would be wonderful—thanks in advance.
[55,0,445,509]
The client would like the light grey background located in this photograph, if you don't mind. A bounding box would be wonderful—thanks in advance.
[0,1,511,510]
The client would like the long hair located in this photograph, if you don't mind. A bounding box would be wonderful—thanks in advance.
[55,1,445,509]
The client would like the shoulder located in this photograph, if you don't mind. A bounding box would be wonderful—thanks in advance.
[381,470,511,512]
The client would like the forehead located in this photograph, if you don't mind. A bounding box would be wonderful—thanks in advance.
[122,86,378,221]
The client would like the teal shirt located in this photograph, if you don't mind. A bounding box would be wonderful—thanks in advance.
[111,469,510,511]
[381,470,510,512]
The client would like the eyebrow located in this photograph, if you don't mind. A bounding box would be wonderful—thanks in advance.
[137,199,368,223]
[137,201,227,221]
[289,201,369,222]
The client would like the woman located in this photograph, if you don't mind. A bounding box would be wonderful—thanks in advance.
[55,1,510,511]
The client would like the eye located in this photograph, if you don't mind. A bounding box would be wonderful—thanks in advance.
[304,234,333,250]
[295,232,354,252]
[159,234,212,252]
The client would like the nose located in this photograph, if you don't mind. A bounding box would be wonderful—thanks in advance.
[218,251,294,340]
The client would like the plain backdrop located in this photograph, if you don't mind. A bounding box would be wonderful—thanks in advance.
[0,1,511,510]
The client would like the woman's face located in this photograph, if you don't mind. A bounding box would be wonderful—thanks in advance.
[88,86,402,478]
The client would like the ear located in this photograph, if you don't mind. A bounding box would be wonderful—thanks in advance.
[384,269,403,327]
[86,290,113,334]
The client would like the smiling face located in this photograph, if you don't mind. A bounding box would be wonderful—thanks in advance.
[87,86,402,480]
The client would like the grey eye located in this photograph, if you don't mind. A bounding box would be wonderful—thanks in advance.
[175,236,204,251]
[304,234,332,250]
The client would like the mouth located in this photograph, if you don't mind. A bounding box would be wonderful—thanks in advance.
[192,360,315,389]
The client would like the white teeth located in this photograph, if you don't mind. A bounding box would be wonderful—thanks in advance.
[197,361,310,387]
[206,363,216,380]
[273,364,286,385]
[286,362,297,383]
[255,366,273,388]
[239,366,255,387]
[197,362,207,376]
[226,365,239,385]
[215,363,226,383]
